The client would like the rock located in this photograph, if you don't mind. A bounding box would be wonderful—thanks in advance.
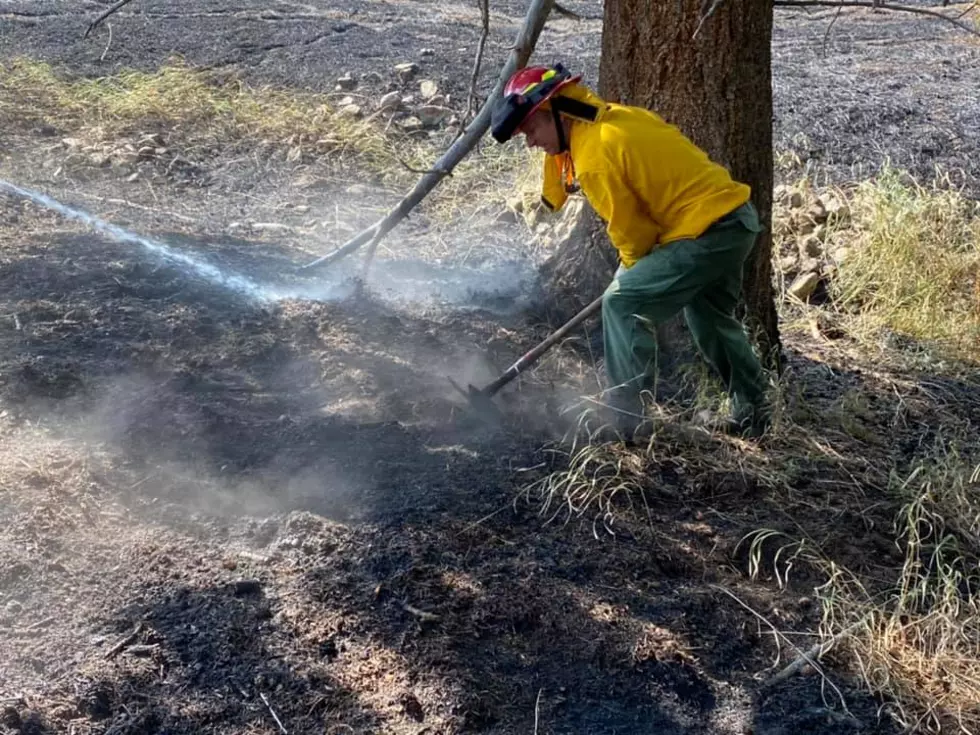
[61,137,83,150]
[799,235,823,258]
[419,79,439,99]
[427,94,447,106]
[378,91,402,112]
[337,104,362,119]
[336,73,357,91]
[337,95,356,107]
[398,116,423,132]
[506,196,525,214]
[789,189,805,209]
[137,145,157,160]
[394,62,420,82]
[788,271,820,301]
[362,71,384,85]
[417,105,450,127]
[830,246,852,263]
[420,47,435,57]
[778,254,799,272]
[807,199,828,223]
[496,208,520,225]
[823,194,851,225]
[774,184,792,206]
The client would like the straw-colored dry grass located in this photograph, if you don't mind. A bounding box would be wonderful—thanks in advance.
[0,57,533,219]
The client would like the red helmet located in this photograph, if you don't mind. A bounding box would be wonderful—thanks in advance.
[491,63,582,143]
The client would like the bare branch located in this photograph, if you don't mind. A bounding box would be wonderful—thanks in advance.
[300,0,557,274]
[466,0,492,120]
[85,0,138,39]
[552,2,583,19]
[773,0,980,37]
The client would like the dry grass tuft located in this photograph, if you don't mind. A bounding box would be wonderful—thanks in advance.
[822,444,980,734]
[831,168,980,364]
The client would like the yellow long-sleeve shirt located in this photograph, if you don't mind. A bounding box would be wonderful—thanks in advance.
[542,86,751,268]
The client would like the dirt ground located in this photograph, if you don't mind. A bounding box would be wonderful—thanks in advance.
[1,1,978,734]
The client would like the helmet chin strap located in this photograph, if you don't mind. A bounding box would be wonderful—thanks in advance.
[551,105,568,153]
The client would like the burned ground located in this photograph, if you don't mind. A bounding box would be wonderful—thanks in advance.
[1,1,979,734]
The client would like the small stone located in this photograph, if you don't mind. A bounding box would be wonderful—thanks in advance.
[778,254,799,272]
[5,600,23,615]
[137,145,157,160]
[799,235,823,258]
[496,208,519,225]
[831,246,852,263]
[773,184,792,206]
[378,91,401,112]
[362,71,384,85]
[789,271,820,301]
[398,116,423,132]
[336,73,357,91]
[789,190,805,209]
[419,79,439,99]
[823,195,851,225]
[337,95,356,107]
[61,137,83,150]
[337,104,362,119]
[506,196,525,214]
[807,199,828,223]
[420,48,435,57]
[417,105,449,127]
[394,62,420,82]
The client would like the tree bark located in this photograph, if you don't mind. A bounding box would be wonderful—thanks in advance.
[599,0,781,366]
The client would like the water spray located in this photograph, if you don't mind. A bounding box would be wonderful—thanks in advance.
[0,179,279,302]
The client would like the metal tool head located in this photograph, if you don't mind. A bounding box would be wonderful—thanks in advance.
[447,376,504,424]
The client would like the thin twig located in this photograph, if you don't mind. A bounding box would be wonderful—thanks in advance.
[552,2,583,18]
[761,621,866,689]
[533,688,544,734]
[85,0,137,38]
[821,2,846,54]
[713,585,853,715]
[397,158,452,177]
[104,622,143,660]
[773,0,980,37]
[402,602,441,623]
[259,691,288,735]
[100,22,113,62]
[466,0,491,120]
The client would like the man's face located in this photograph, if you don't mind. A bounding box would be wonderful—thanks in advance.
[520,108,561,155]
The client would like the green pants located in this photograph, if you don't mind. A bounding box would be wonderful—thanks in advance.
[602,202,767,415]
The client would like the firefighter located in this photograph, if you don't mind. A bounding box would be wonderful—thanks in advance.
[490,64,770,436]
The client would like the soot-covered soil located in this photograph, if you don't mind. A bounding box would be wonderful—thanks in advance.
[0,196,913,734]
[1,1,978,733]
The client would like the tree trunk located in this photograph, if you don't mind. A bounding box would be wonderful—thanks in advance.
[540,0,781,371]
[599,0,780,366]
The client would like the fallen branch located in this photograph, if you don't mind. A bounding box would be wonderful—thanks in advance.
[299,0,557,273]
[85,0,138,39]
[104,622,143,660]
[773,0,980,37]
[402,602,441,623]
[761,621,864,690]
